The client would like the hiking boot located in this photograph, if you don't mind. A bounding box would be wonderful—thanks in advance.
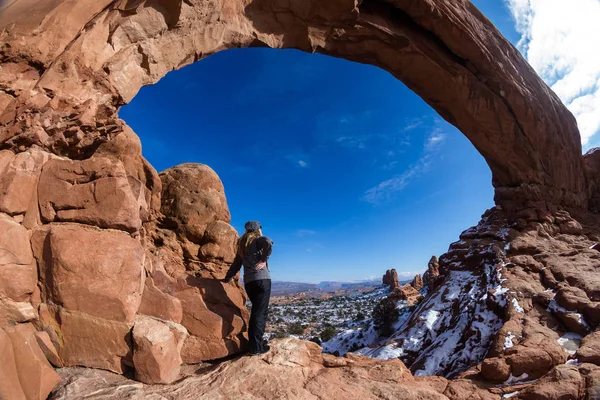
[247,344,270,356]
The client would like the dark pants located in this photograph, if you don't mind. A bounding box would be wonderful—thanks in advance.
[245,279,271,353]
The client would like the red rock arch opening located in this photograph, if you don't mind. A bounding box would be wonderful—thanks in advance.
[0,0,588,211]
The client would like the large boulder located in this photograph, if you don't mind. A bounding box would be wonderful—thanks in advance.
[0,327,26,400]
[0,213,37,301]
[39,304,133,374]
[160,164,231,244]
[515,364,584,400]
[138,277,183,324]
[94,126,162,221]
[0,147,55,216]
[132,315,187,384]
[4,323,61,400]
[158,164,238,271]
[577,331,600,365]
[38,157,142,232]
[32,223,145,323]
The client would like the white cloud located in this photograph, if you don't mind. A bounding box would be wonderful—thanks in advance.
[424,129,446,152]
[506,0,600,145]
[401,118,424,133]
[363,129,446,204]
[298,160,308,168]
[363,156,432,204]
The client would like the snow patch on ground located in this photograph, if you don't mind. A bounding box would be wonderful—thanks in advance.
[502,392,519,399]
[322,324,380,356]
[320,288,406,356]
[511,298,524,313]
[424,309,440,330]
[504,332,516,350]
[557,332,583,355]
[505,373,530,385]
[361,249,507,377]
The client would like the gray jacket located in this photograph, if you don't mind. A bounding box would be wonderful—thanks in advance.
[225,236,273,284]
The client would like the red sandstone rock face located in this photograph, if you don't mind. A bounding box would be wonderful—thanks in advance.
[32,223,145,323]
[0,327,27,400]
[0,214,37,302]
[39,303,134,374]
[412,274,424,291]
[577,331,600,365]
[383,269,401,291]
[423,256,440,288]
[132,315,187,384]
[4,323,62,400]
[38,157,142,232]
[390,284,424,306]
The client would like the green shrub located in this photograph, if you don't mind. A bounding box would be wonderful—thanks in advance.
[372,297,399,337]
[320,326,337,342]
[288,322,305,335]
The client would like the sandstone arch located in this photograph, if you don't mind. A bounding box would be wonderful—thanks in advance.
[0,0,588,210]
[3,1,600,398]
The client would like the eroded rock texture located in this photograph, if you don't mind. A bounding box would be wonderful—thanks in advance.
[1,0,600,398]
[0,138,248,393]
[49,338,490,400]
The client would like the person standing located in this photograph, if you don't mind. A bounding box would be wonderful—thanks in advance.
[224,220,273,355]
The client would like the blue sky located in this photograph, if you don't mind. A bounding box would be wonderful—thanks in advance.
[120,1,595,283]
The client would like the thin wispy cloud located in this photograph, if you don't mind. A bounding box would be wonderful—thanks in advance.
[401,118,425,133]
[297,229,316,237]
[363,156,432,204]
[317,111,417,153]
[298,160,308,168]
[506,0,600,146]
[424,129,446,152]
[305,243,325,253]
[363,128,446,205]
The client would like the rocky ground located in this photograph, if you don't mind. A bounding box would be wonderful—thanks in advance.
[44,338,549,400]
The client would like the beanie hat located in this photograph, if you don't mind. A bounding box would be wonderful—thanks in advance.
[244,220,261,232]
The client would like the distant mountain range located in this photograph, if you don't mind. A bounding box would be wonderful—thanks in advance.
[271,279,387,297]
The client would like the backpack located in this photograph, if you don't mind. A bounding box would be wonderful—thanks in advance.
[246,236,273,268]
[252,236,273,260]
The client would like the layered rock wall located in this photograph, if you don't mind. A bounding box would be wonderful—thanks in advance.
[0,139,249,397]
